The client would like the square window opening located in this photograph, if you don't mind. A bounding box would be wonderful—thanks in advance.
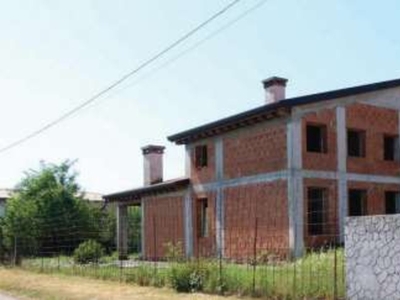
[347,129,366,157]
[195,145,208,168]
[197,198,209,238]
[348,189,367,216]
[385,191,400,214]
[307,187,328,236]
[384,135,399,161]
[306,124,327,153]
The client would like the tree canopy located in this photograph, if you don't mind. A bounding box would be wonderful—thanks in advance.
[1,160,113,258]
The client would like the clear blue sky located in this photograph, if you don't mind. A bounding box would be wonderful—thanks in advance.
[0,0,399,194]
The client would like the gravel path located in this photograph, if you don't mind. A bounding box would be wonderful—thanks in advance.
[0,293,19,300]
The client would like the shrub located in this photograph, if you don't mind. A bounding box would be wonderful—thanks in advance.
[73,240,104,264]
[170,260,210,293]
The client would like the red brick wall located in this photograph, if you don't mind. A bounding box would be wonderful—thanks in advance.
[346,103,400,176]
[302,108,337,171]
[347,181,400,215]
[223,180,289,260]
[223,123,287,179]
[303,178,338,249]
[143,194,185,259]
[190,141,215,184]
[192,190,216,257]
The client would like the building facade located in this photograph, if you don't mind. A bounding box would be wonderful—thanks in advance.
[105,77,400,260]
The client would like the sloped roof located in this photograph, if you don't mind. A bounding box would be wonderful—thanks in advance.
[104,177,190,202]
[168,78,400,144]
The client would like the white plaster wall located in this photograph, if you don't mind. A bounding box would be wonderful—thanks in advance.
[345,215,400,300]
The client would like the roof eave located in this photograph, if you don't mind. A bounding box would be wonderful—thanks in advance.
[104,178,190,203]
[168,77,400,145]
[168,106,291,145]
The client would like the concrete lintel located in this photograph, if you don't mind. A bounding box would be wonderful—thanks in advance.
[192,170,289,193]
[302,169,400,185]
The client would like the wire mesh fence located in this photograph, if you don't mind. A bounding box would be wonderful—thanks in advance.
[0,201,345,299]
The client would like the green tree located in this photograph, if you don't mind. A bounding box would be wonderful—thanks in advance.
[1,160,101,258]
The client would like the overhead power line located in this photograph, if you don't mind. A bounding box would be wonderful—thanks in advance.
[107,0,268,100]
[0,0,243,154]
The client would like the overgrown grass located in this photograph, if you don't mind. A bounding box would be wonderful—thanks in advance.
[19,249,345,299]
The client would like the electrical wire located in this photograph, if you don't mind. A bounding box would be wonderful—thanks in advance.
[105,0,269,102]
[0,0,243,154]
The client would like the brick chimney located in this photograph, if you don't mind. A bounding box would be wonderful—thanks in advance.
[262,76,288,104]
[141,145,165,186]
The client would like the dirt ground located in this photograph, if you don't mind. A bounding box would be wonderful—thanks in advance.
[0,268,249,300]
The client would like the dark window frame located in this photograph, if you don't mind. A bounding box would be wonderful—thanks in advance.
[384,135,399,161]
[194,145,208,168]
[306,123,328,153]
[307,187,328,236]
[348,189,367,216]
[385,191,400,214]
[197,198,209,238]
[347,129,366,158]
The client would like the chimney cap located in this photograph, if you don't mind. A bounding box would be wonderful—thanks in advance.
[141,145,165,155]
[262,76,288,88]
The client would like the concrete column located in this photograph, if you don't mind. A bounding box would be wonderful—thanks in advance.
[336,106,347,242]
[185,145,192,178]
[183,191,193,257]
[117,204,128,260]
[287,117,304,257]
[215,138,224,257]
[140,200,145,258]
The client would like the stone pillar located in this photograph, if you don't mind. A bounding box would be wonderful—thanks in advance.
[117,204,128,260]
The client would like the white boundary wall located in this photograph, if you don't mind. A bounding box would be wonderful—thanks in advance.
[345,215,400,300]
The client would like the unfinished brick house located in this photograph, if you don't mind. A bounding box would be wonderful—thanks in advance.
[104,76,400,260]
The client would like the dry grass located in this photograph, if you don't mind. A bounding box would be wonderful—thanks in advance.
[0,268,249,300]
